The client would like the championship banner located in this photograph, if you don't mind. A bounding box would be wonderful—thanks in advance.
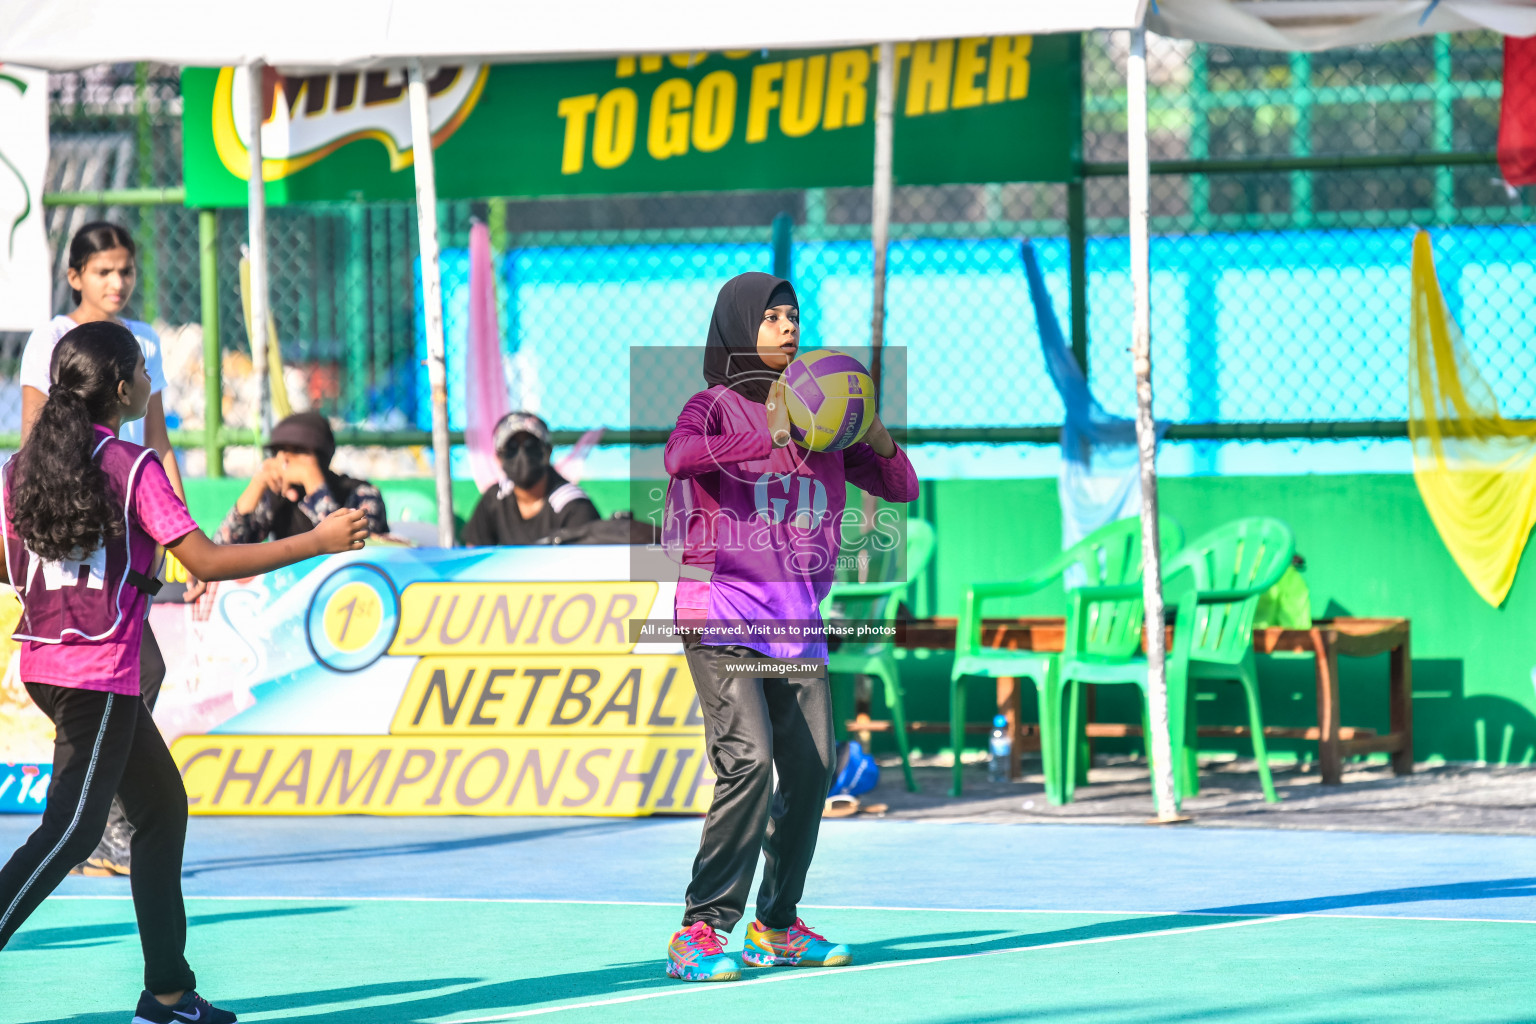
[0,591,42,813]
[181,35,1080,206]
[0,65,50,331]
[0,547,714,817]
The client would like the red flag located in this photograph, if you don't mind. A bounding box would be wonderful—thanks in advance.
[1500,35,1536,187]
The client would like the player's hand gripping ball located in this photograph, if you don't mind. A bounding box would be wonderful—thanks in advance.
[782,349,876,452]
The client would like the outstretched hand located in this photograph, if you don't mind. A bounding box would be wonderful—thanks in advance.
[313,508,370,554]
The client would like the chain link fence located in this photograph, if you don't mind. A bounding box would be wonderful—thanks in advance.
[1083,31,1529,438]
[15,31,1533,475]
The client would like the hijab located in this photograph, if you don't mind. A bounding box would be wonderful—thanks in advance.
[703,272,798,404]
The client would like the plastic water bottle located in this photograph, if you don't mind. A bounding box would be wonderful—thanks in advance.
[987,714,1011,783]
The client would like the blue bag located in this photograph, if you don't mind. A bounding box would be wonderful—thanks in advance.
[831,740,880,797]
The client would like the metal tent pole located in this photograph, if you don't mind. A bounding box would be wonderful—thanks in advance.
[1128,26,1180,821]
[858,41,898,580]
[869,41,895,399]
[408,59,456,547]
[846,41,900,733]
[246,62,272,440]
[199,209,224,477]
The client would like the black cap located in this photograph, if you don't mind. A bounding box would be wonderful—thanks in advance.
[493,411,551,453]
[266,411,336,465]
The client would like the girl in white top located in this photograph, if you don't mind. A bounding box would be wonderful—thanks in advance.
[17,221,186,879]
[20,222,183,495]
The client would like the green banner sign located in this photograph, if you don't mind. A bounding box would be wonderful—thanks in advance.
[182,35,1079,207]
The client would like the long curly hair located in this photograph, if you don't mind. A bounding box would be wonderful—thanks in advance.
[10,322,141,562]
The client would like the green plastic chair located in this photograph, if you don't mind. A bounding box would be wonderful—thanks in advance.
[1056,516,1296,810]
[948,515,1185,801]
[820,519,937,793]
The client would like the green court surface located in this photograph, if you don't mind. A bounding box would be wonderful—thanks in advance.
[11,896,1535,1023]
[5,816,1536,1023]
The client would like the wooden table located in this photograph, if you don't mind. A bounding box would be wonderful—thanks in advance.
[867,616,1411,786]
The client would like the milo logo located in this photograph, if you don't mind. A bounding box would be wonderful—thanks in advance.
[211,64,489,179]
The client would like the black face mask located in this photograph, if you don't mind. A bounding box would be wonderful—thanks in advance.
[501,447,548,489]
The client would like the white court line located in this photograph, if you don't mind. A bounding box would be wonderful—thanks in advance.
[51,895,675,908]
[444,914,1300,1023]
[45,894,1536,926]
[806,902,1536,926]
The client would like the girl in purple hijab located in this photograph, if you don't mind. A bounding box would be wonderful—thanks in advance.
[661,272,918,981]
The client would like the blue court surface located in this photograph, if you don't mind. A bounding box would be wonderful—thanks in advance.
[3,815,1533,1023]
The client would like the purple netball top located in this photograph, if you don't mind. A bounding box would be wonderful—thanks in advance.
[1,427,198,695]
[664,385,919,660]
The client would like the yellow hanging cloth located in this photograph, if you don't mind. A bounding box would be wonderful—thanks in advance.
[238,255,294,424]
[1409,230,1536,607]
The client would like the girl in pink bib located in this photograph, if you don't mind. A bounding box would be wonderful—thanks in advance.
[0,322,368,1024]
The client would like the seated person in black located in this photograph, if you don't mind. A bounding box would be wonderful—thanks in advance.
[462,412,600,546]
[217,411,389,543]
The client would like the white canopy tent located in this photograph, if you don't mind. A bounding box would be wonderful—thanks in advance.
[1151,0,1536,49]
[2,0,1185,812]
[0,0,1152,547]
[3,1,1146,69]
[9,0,1523,817]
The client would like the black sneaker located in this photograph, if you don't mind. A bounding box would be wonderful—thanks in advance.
[131,990,237,1024]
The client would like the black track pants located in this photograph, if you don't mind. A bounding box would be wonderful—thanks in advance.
[682,639,836,932]
[0,682,196,994]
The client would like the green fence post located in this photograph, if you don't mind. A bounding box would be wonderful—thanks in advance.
[487,197,512,370]
[804,188,826,240]
[1068,179,1089,373]
[199,209,223,477]
[488,197,509,253]
[135,63,158,324]
[385,206,406,420]
[1188,45,1209,228]
[982,183,1005,224]
[771,211,794,279]
[1290,51,1314,229]
[346,202,369,423]
[1068,32,1089,375]
[1434,34,1456,225]
[917,478,938,620]
[316,211,337,393]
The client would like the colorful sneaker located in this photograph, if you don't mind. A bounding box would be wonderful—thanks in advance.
[666,921,741,982]
[131,989,237,1024]
[70,862,118,877]
[82,815,134,876]
[742,918,851,967]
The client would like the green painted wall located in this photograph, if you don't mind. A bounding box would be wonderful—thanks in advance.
[180,472,1536,765]
[184,480,494,539]
[899,474,1536,765]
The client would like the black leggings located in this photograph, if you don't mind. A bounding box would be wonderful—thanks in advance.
[0,682,195,995]
[91,624,167,853]
[682,640,836,932]
[140,623,166,710]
